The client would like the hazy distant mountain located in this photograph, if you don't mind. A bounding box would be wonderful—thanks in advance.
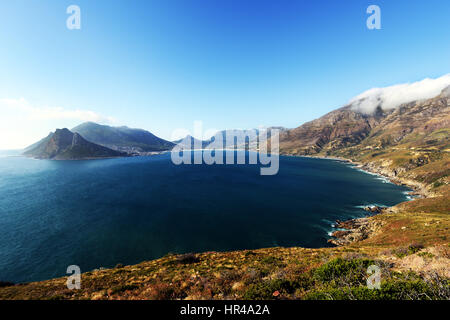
[72,122,174,153]
[0,149,21,156]
[201,129,257,149]
[203,127,287,150]
[172,128,287,150]
[172,135,206,149]
[24,128,126,160]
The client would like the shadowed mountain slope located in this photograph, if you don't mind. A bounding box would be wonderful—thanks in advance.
[24,128,126,160]
[72,122,174,152]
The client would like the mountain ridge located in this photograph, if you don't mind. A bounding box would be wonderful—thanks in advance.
[23,128,126,160]
[173,127,288,150]
[72,122,175,153]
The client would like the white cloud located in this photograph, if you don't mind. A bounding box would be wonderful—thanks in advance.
[0,98,116,123]
[0,98,116,149]
[349,74,450,114]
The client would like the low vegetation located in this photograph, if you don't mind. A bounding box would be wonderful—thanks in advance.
[0,245,448,300]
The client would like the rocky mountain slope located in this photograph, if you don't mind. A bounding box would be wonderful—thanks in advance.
[172,135,206,149]
[280,86,450,195]
[23,128,126,160]
[280,83,449,254]
[279,106,385,155]
[72,122,174,153]
[281,86,449,156]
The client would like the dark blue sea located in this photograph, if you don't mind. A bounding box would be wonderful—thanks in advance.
[0,152,411,283]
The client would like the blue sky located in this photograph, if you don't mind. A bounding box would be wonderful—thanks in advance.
[0,0,449,148]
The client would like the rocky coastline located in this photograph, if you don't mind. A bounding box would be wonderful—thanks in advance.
[327,213,385,246]
[297,154,432,247]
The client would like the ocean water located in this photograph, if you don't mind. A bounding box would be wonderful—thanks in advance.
[0,152,411,283]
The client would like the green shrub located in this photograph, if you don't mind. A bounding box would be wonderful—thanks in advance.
[110,284,138,294]
[243,279,299,300]
[433,181,442,188]
[260,256,284,265]
[394,243,424,258]
[305,279,446,300]
[417,252,434,259]
[313,258,375,286]
[176,253,200,264]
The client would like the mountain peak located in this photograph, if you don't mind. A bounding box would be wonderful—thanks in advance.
[55,128,71,133]
[24,129,126,160]
[53,128,73,138]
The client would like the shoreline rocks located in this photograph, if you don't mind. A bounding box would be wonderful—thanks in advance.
[363,205,383,214]
[357,162,431,198]
[328,217,384,246]
[292,154,434,246]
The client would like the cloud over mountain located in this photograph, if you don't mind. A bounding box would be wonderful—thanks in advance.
[349,74,450,114]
